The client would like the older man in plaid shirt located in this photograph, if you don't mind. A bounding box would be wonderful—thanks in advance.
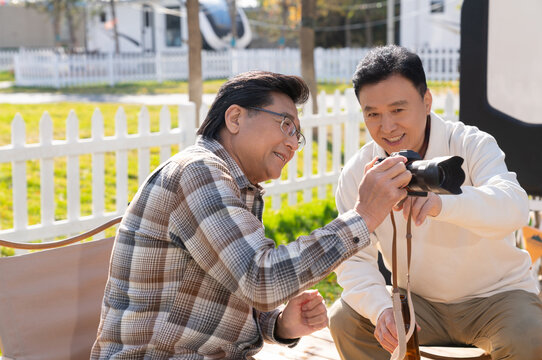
[91,71,411,359]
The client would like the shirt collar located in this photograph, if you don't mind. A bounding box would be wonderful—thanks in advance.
[196,136,264,193]
[423,112,447,160]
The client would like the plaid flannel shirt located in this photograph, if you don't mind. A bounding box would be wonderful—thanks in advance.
[91,137,370,359]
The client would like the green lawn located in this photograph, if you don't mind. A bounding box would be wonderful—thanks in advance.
[0,71,13,82]
[0,76,460,96]
[264,197,343,303]
[0,78,227,95]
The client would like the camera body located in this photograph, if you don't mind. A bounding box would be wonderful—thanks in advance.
[382,150,465,197]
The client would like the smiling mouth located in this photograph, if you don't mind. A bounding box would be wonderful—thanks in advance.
[274,152,286,163]
[384,134,405,144]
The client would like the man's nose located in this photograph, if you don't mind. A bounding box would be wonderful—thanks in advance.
[380,113,397,133]
[285,134,299,151]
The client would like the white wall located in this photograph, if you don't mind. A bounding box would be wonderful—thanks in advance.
[87,4,144,53]
[87,2,187,53]
[400,0,462,51]
[487,0,542,125]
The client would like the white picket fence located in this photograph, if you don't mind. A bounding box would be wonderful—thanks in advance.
[0,50,17,72]
[0,89,371,243]
[418,47,461,82]
[9,47,460,88]
[0,102,198,243]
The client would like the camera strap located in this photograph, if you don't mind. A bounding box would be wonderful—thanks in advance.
[387,202,490,360]
[389,197,417,360]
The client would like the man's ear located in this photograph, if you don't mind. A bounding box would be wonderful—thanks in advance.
[224,105,243,134]
[424,89,433,114]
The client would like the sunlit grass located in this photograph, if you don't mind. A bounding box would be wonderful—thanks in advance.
[0,70,14,82]
[264,196,343,303]
[0,78,228,94]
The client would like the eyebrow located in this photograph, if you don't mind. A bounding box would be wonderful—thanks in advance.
[389,100,408,107]
[363,100,409,112]
[285,112,303,132]
[280,112,296,121]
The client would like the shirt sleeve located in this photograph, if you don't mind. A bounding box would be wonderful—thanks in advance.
[434,126,529,239]
[170,157,371,312]
[258,308,300,346]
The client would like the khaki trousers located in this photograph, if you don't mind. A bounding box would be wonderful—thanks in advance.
[329,290,542,360]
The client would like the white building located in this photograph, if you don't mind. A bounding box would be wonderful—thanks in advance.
[86,0,253,53]
[400,0,462,51]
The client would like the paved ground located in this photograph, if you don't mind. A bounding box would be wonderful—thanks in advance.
[0,81,13,89]
[0,92,217,105]
[256,327,340,360]
[256,327,489,359]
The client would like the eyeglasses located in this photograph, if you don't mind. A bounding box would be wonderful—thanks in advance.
[246,106,306,151]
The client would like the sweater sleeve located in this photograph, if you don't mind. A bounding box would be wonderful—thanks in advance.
[334,149,393,325]
[434,125,529,239]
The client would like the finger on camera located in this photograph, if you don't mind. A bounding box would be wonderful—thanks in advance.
[373,155,407,172]
[390,170,412,189]
[364,157,379,173]
[394,189,409,206]
[393,199,405,211]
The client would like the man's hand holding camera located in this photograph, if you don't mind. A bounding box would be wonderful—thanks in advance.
[354,156,412,233]
[395,192,442,226]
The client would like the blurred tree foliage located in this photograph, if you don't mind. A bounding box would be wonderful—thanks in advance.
[246,0,395,48]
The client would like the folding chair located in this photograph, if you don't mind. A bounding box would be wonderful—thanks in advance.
[0,217,121,360]
[420,347,490,360]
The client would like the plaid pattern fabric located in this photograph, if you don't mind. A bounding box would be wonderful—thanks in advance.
[91,137,370,359]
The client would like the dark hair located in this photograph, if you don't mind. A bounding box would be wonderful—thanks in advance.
[197,71,310,139]
[352,45,427,99]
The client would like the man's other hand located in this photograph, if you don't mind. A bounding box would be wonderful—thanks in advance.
[275,289,328,340]
[355,156,411,233]
[375,308,399,353]
[375,307,422,354]
[394,193,442,226]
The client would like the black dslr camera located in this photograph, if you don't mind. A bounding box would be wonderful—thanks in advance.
[381,150,465,197]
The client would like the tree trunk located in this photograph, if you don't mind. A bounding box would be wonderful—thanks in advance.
[300,0,317,114]
[109,0,120,54]
[187,0,203,118]
[280,0,289,48]
[345,14,351,48]
[53,0,62,47]
[363,10,373,47]
[65,1,76,52]
[227,0,237,47]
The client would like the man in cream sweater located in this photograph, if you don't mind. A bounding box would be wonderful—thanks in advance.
[329,45,542,360]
